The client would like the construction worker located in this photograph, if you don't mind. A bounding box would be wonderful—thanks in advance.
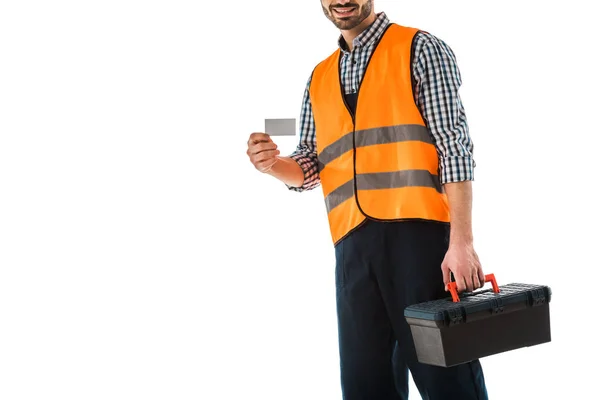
[246,1,488,399]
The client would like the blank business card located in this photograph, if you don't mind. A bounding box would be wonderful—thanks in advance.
[265,118,296,136]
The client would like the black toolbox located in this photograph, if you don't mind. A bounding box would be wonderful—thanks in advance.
[404,274,552,367]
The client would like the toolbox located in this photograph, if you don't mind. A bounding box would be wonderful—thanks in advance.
[404,274,552,367]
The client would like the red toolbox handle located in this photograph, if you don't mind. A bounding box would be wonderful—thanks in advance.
[447,273,500,303]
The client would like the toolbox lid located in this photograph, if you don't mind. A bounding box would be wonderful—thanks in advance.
[404,283,552,322]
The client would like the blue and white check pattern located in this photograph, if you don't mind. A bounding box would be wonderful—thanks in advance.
[288,12,474,191]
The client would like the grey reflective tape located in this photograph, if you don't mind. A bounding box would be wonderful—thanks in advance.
[318,132,354,170]
[324,169,442,212]
[318,124,432,170]
[356,170,442,193]
[318,160,326,173]
[355,125,433,147]
[324,179,354,212]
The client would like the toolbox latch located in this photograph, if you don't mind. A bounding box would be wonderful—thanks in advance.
[490,297,505,314]
[445,308,465,326]
[528,288,547,307]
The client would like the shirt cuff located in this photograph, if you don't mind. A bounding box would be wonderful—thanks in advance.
[439,156,475,184]
[286,153,320,192]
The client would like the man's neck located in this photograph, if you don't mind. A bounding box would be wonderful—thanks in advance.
[340,13,377,51]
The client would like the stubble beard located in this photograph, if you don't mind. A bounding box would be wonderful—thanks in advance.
[322,1,373,30]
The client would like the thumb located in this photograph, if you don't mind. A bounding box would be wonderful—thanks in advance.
[441,263,451,291]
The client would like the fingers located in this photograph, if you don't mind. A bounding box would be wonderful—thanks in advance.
[466,261,486,292]
[456,268,485,293]
[455,275,467,293]
[478,265,485,287]
[249,139,279,160]
[456,272,479,293]
[248,142,278,157]
[251,149,280,162]
[247,132,280,172]
[472,273,481,291]
[248,132,271,145]
[472,256,484,290]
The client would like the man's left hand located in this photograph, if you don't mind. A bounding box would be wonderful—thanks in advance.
[441,243,485,293]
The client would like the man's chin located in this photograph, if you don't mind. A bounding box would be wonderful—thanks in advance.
[335,20,362,30]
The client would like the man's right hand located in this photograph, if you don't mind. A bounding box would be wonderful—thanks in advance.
[247,132,280,173]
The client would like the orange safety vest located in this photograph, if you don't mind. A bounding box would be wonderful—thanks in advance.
[309,24,450,246]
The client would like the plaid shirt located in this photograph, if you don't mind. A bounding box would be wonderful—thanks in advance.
[288,12,474,192]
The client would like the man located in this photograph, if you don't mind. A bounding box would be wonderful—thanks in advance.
[246,1,489,399]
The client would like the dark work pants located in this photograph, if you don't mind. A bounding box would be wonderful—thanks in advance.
[334,219,488,400]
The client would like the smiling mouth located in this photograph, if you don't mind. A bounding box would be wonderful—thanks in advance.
[332,7,357,17]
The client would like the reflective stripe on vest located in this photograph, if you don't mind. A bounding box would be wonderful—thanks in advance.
[309,24,450,246]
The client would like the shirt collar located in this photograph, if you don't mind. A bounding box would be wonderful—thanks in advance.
[338,12,390,53]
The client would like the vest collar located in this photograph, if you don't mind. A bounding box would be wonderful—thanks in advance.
[338,12,390,54]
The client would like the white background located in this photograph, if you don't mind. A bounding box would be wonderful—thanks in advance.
[1,0,598,399]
